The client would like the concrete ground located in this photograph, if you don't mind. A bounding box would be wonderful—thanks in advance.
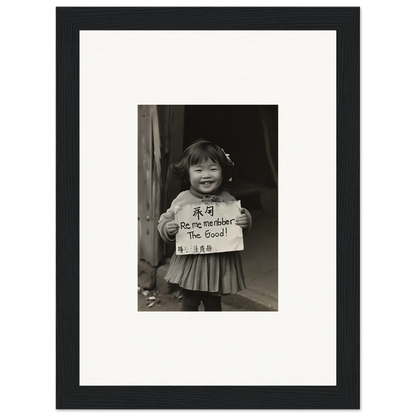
[138,207,278,312]
[238,207,279,310]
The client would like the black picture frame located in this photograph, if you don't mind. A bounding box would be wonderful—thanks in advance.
[56,7,359,409]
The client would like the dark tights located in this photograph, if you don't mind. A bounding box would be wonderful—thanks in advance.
[181,289,222,311]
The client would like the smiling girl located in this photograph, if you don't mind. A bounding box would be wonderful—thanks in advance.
[157,139,252,311]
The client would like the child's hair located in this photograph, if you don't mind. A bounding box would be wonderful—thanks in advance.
[172,139,234,183]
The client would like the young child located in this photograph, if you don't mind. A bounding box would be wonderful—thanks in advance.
[158,139,252,311]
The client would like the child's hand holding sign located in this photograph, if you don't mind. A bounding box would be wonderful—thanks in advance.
[235,211,249,229]
[166,221,179,237]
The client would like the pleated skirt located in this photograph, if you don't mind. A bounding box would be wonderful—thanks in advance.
[164,252,246,295]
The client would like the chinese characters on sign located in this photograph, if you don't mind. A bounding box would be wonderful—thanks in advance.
[177,244,213,254]
[174,201,244,255]
[192,205,214,220]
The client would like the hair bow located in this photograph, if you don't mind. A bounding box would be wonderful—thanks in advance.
[221,148,234,182]
[221,148,234,165]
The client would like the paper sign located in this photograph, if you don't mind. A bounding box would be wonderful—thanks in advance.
[174,201,244,255]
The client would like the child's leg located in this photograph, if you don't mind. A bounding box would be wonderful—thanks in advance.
[201,293,222,311]
[181,289,202,311]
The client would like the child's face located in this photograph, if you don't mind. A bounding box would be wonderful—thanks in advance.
[189,159,223,194]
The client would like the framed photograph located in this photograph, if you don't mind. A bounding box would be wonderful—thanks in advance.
[57,7,359,409]
[137,104,279,312]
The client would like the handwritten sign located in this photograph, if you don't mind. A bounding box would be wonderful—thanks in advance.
[174,201,244,255]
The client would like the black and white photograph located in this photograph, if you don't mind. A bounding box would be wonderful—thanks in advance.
[51,2,366,415]
[137,105,278,312]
